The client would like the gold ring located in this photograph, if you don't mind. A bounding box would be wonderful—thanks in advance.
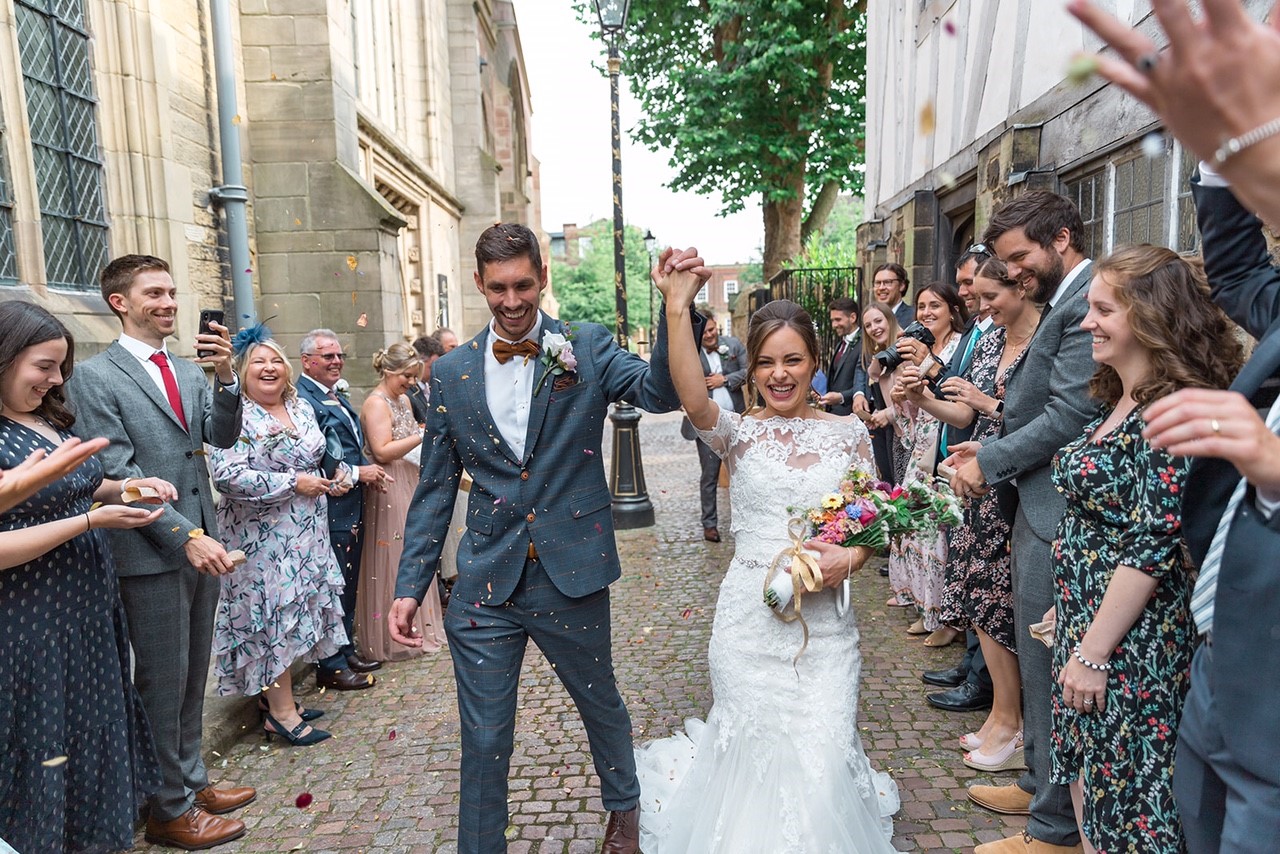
[1211,419,1222,434]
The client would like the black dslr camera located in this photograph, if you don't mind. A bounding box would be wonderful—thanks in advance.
[873,321,935,371]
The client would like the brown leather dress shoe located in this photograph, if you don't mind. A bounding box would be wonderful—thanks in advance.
[703,527,721,542]
[193,784,256,815]
[317,667,375,690]
[968,782,1032,815]
[600,806,639,854]
[145,806,245,851]
[345,651,383,673]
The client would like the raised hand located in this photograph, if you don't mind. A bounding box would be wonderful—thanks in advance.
[195,320,236,385]
[0,436,108,514]
[652,246,710,308]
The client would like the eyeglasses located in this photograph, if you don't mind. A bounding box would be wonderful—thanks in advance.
[873,277,901,285]
[304,352,346,362]
[965,243,992,256]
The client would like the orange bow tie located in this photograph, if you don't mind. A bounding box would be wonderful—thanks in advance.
[492,338,541,364]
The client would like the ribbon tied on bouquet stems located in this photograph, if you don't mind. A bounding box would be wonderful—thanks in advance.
[763,518,826,667]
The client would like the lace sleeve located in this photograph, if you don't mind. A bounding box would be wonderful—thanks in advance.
[692,405,740,459]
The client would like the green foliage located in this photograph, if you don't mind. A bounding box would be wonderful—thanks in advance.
[581,1,867,217]
[549,220,658,344]
[798,195,862,269]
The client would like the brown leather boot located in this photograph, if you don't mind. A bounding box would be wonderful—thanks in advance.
[144,805,246,850]
[600,806,640,854]
[193,784,257,815]
[967,782,1032,815]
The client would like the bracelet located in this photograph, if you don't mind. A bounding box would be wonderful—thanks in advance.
[1073,644,1111,672]
[84,512,92,533]
[1212,116,1280,167]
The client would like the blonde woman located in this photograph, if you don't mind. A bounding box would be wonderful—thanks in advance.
[355,343,445,661]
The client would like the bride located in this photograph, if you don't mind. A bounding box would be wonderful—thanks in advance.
[638,251,899,852]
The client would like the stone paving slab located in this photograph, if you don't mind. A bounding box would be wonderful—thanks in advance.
[139,410,1024,853]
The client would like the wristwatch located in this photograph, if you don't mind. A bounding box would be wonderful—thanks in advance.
[990,400,1004,417]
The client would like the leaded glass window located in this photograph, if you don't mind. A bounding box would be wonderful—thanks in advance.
[1113,148,1169,248]
[16,0,108,290]
[1063,170,1107,259]
[0,120,18,283]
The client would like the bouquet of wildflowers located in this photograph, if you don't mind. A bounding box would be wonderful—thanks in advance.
[765,467,963,623]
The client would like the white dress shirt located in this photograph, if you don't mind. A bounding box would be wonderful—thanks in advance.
[703,348,735,412]
[1047,258,1091,308]
[485,314,541,461]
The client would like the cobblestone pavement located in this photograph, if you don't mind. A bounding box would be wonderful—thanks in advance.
[139,411,1025,853]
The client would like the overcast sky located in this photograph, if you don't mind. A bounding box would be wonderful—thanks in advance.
[511,1,764,265]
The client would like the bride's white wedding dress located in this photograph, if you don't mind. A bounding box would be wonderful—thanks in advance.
[637,409,899,853]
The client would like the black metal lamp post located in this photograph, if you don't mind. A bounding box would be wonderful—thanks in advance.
[643,229,656,353]
[593,0,653,529]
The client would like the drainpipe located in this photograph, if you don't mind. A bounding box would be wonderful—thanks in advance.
[207,0,255,327]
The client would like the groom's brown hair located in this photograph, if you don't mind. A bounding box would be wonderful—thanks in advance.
[475,223,543,277]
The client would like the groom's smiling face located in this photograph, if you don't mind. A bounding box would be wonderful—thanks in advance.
[475,256,548,341]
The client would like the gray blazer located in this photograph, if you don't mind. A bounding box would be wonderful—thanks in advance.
[976,263,1099,541]
[698,335,748,413]
[396,310,687,606]
[69,342,243,576]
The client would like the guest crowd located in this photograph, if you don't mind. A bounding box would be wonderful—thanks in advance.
[3,1,1280,852]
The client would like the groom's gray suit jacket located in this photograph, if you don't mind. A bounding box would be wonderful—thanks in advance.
[396,310,688,606]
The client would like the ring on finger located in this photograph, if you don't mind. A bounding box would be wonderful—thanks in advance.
[1211,418,1222,434]
[1135,52,1159,74]
[1083,698,1094,706]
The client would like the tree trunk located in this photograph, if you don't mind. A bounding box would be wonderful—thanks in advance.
[762,167,806,283]
[800,179,841,245]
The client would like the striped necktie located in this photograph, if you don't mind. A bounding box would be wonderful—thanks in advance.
[1190,402,1280,634]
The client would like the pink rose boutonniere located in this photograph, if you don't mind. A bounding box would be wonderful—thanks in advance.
[534,329,577,394]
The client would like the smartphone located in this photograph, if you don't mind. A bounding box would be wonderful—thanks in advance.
[197,309,224,358]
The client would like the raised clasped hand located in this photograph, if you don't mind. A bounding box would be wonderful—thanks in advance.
[653,246,710,307]
[195,320,236,385]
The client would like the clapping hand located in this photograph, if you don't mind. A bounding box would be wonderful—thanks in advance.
[652,246,710,307]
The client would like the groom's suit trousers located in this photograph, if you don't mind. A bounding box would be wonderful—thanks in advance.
[446,556,638,854]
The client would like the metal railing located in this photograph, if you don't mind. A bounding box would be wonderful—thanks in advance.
[751,266,862,363]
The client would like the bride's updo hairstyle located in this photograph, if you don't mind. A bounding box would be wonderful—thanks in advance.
[743,299,820,413]
[372,342,421,377]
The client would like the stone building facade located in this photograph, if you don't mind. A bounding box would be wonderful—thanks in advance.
[0,0,540,388]
[855,1,1272,302]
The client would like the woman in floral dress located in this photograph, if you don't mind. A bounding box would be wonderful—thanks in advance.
[905,258,1039,771]
[1050,246,1243,853]
[888,281,968,643]
[209,338,350,746]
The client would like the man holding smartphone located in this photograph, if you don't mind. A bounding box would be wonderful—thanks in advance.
[70,255,253,850]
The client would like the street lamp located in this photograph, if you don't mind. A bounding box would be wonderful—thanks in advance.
[593,0,654,529]
[643,229,656,353]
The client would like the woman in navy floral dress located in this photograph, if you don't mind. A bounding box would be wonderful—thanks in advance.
[208,338,350,746]
[1049,246,1244,853]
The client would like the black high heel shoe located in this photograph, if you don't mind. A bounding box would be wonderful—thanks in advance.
[263,711,331,746]
[258,698,323,722]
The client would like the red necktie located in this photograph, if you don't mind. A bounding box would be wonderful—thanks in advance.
[834,340,847,362]
[149,351,189,431]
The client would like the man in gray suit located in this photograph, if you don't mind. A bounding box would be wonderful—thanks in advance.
[388,223,697,854]
[70,255,251,850]
[688,316,746,542]
[946,193,1096,854]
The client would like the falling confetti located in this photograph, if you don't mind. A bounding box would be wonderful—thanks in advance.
[1066,54,1099,85]
[356,312,368,328]
[1141,131,1165,159]
[346,255,359,271]
[681,608,692,619]
[295,792,313,809]
[351,291,358,306]
[41,755,68,767]
[943,19,956,36]
[388,729,397,741]
[188,528,205,539]
[919,102,936,135]
[231,114,241,125]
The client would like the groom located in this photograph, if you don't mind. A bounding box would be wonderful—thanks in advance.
[390,223,699,854]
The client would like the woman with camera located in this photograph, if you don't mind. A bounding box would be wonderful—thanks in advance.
[859,301,904,484]
[887,282,969,644]
[900,258,1039,771]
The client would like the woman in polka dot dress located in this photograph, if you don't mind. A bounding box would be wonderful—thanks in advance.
[0,301,170,853]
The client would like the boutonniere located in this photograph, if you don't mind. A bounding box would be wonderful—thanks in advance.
[717,344,730,357]
[333,378,350,399]
[534,328,578,394]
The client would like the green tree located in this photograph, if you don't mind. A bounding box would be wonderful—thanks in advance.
[549,220,658,346]
[585,0,867,282]
[797,194,862,269]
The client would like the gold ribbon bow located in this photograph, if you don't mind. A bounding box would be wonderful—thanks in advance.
[764,518,825,665]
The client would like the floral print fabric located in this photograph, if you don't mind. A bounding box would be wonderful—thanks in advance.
[1050,407,1193,853]
[208,397,348,695]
